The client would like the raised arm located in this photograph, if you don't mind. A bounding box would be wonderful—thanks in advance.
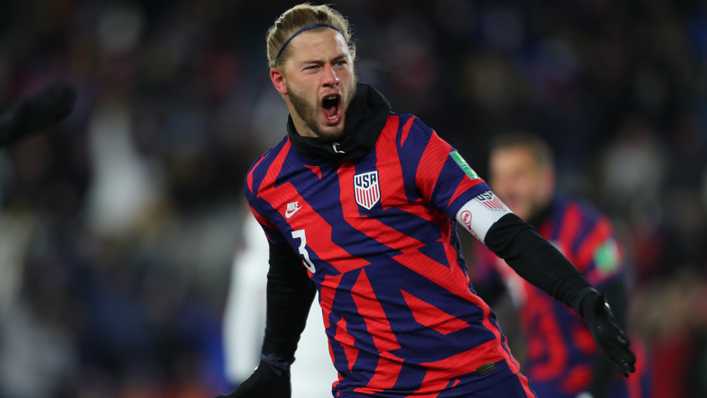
[457,201,636,378]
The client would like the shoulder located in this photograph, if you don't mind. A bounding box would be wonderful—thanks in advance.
[244,136,290,197]
[552,196,606,222]
[551,196,617,245]
[394,112,434,134]
[554,197,624,276]
[385,112,441,147]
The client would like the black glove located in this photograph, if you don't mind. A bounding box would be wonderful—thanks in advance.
[580,292,636,377]
[216,358,291,398]
[0,81,76,146]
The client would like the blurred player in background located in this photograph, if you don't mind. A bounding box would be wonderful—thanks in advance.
[472,134,650,398]
[0,81,75,147]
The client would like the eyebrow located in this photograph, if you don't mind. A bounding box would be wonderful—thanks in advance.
[301,53,348,65]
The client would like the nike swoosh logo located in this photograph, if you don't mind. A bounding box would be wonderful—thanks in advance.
[285,205,302,219]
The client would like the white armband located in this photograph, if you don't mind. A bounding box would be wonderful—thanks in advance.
[455,190,513,243]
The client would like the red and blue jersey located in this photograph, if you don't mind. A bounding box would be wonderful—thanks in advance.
[245,113,523,397]
[473,197,650,398]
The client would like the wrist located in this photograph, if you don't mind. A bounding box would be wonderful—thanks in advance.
[573,287,600,318]
[258,354,291,378]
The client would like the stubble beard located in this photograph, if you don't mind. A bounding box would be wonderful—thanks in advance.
[287,78,357,143]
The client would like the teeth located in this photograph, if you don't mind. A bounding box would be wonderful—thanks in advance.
[325,95,338,100]
[327,115,337,120]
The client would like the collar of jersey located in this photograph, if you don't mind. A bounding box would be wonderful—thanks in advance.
[286,82,391,162]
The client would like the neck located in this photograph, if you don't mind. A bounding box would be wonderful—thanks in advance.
[526,198,553,230]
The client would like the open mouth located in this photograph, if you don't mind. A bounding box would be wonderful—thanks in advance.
[321,93,342,125]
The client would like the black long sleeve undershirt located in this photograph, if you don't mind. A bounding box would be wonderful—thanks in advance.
[260,245,316,372]
[484,213,630,397]
[484,213,598,317]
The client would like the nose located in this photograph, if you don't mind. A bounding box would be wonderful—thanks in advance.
[322,64,339,87]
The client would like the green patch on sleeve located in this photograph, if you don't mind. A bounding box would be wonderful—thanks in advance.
[450,151,480,180]
[594,239,621,275]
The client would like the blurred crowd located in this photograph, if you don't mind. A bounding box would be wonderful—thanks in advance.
[0,0,706,397]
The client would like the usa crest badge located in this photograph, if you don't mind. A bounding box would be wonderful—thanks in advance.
[354,171,380,210]
[475,191,506,211]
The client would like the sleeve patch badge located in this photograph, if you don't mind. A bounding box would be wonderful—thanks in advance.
[595,238,621,275]
[474,191,506,211]
[450,151,480,180]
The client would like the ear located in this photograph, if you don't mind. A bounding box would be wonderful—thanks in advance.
[270,68,288,95]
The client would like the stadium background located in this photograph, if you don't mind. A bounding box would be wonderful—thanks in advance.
[0,0,706,396]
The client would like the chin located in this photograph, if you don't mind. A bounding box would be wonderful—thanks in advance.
[316,122,345,142]
[322,131,344,142]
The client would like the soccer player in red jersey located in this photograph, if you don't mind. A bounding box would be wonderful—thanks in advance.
[471,134,651,398]
[218,4,636,398]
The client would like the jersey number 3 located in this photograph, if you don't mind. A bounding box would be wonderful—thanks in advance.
[291,229,316,273]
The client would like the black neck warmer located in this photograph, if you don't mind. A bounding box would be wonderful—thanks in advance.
[286,83,391,162]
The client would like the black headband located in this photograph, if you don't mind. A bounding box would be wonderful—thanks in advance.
[275,23,345,62]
